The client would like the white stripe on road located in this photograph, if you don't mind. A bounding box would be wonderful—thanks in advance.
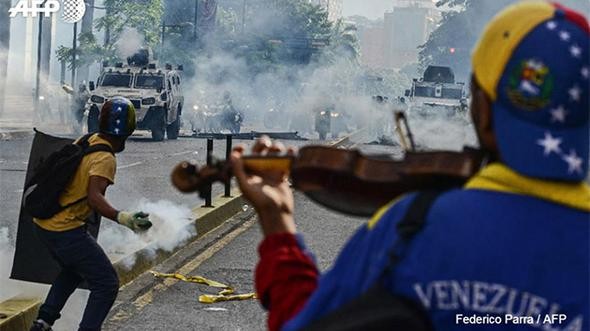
[117,150,194,170]
[117,162,143,170]
[169,151,194,157]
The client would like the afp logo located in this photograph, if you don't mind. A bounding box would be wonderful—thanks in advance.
[9,0,86,24]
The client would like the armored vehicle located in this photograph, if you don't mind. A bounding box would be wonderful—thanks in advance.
[404,66,468,116]
[87,50,184,141]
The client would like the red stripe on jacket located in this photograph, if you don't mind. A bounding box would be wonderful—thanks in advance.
[256,233,319,331]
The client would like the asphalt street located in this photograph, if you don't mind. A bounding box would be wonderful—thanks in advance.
[102,143,401,331]
[0,130,401,330]
[107,194,366,331]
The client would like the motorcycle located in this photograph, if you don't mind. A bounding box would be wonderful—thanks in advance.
[193,103,243,134]
[223,104,243,134]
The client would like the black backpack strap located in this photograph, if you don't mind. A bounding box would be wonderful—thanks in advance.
[76,133,96,147]
[76,134,114,156]
[303,192,444,331]
[384,190,444,275]
[84,143,114,156]
[396,190,443,241]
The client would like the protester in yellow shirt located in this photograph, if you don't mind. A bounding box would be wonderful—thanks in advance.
[31,97,152,331]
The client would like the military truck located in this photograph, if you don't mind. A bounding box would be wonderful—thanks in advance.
[404,66,468,116]
[87,50,184,141]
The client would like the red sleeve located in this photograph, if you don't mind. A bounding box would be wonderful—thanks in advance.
[255,233,319,331]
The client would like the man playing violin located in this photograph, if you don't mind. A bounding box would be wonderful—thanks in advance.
[231,2,589,330]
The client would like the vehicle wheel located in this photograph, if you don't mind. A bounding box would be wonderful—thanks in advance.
[87,106,99,133]
[318,131,327,140]
[151,111,166,141]
[167,111,180,140]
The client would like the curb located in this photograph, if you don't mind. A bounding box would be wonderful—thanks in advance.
[0,191,245,331]
[0,298,40,331]
[0,130,34,141]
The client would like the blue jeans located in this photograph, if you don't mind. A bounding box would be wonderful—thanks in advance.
[34,225,119,331]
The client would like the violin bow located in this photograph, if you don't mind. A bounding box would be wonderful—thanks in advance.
[394,111,416,152]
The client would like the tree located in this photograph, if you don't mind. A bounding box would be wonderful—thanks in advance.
[96,0,163,50]
[57,0,164,72]
[419,0,590,81]
[78,0,95,83]
[0,0,11,114]
[324,20,360,63]
[56,32,106,71]
[224,0,336,66]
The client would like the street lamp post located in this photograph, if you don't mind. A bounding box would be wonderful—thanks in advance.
[193,0,199,40]
[35,0,48,116]
[71,22,78,87]
[242,0,246,33]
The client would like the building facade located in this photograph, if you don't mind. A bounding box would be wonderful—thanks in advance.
[357,0,440,70]
[359,24,386,69]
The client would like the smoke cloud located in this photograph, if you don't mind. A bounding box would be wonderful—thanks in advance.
[0,199,194,328]
[98,199,195,269]
[408,111,477,151]
[115,28,146,60]
[1,227,86,331]
[183,49,411,140]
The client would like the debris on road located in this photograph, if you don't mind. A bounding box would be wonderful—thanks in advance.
[150,271,257,303]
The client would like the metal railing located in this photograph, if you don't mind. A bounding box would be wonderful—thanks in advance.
[201,135,236,207]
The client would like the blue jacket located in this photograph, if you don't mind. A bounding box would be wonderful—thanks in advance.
[285,164,589,331]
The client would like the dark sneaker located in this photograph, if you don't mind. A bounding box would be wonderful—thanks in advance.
[30,319,52,331]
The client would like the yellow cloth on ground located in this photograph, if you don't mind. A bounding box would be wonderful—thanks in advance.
[34,134,116,232]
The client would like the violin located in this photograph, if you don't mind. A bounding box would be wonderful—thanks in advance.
[171,112,487,217]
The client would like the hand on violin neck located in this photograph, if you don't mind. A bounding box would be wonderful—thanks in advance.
[231,137,296,236]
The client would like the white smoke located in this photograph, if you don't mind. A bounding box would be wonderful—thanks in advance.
[0,227,87,330]
[0,227,22,301]
[183,50,410,140]
[408,111,477,151]
[0,229,46,303]
[0,199,193,328]
[98,199,195,269]
[115,28,146,60]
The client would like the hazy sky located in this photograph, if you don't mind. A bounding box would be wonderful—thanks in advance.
[342,0,393,19]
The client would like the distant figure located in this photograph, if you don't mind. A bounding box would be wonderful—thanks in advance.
[73,83,90,134]
[221,91,243,133]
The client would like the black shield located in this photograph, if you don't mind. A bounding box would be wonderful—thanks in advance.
[10,130,101,286]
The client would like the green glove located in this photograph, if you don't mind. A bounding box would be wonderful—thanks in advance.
[117,211,152,232]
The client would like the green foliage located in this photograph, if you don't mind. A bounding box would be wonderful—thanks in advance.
[216,6,240,37]
[220,0,359,68]
[325,20,360,64]
[58,0,164,70]
[96,0,163,48]
[57,32,108,70]
[419,1,506,80]
[420,0,590,80]
[158,22,196,75]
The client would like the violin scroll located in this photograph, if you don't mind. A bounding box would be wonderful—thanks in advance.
[171,160,229,196]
